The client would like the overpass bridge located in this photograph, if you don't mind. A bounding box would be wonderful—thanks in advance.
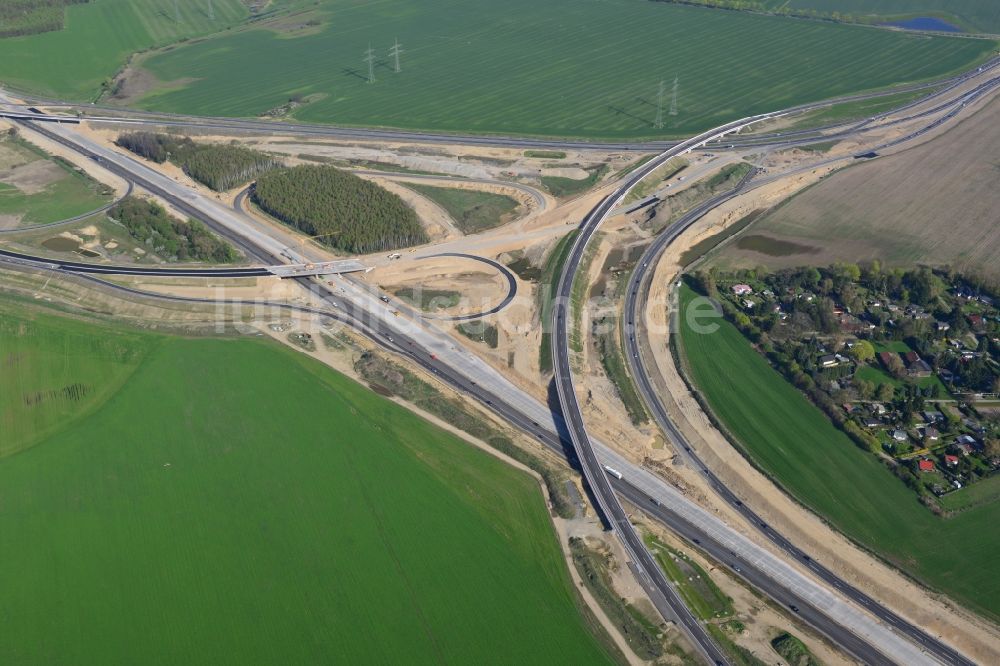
[0,248,366,278]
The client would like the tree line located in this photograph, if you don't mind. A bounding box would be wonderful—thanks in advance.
[116,132,283,192]
[649,0,873,26]
[252,165,427,254]
[109,196,239,264]
[0,0,87,38]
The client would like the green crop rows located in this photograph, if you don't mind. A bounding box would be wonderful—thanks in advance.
[1,0,992,138]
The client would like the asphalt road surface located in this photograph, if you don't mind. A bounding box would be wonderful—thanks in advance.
[550,114,793,665]
[0,247,272,277]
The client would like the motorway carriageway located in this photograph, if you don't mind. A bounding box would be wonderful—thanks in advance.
[0,247,272,277]
[550,113,793,666]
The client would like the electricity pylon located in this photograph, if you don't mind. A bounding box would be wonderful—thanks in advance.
[389,38,403,73]
[669,76,679,116]
[364,44,377,83]
[654,79,665,129]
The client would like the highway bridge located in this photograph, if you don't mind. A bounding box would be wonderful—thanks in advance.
[0,248,364,278]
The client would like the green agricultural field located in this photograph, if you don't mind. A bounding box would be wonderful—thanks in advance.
[0,304,615,665]
[0,134,112,226]
[677,284,1000,619]
[0,0,250,99]
[0,309,149,457]
[406,184,520,234]
[938,474,1000,512]
[119,0,994,139]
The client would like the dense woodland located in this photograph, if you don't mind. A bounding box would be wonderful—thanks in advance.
[252,165,427,254]
[0,0,87,38]
[109,196,238,264]
[116,132,282,192]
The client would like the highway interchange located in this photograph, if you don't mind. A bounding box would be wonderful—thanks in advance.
[2,58,999,665]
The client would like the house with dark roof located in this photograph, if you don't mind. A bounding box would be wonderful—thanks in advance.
[956,434,980,450]
[907,358,932,378]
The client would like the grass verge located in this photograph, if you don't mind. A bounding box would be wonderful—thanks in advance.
[539,230,578,373]
[406,183,520,234]
[569,537,670,661]
[596,323,648,425]
[542,164,608,198]
[393,287,461,311]
[771,631,822,666]
[354,351,574,518]
[456,320,499,348]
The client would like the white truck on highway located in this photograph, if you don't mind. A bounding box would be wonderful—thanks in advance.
[602,465,623,480]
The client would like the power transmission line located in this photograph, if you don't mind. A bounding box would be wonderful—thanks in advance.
[669,75,679,116]
[363,44,377,83]
[654,79,665,130]
[389,38,403,73]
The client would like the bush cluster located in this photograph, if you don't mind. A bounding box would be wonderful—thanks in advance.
[109,196,238,264]
[0,0,87,38]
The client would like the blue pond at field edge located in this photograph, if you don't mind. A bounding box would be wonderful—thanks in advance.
[884,17,962,33]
